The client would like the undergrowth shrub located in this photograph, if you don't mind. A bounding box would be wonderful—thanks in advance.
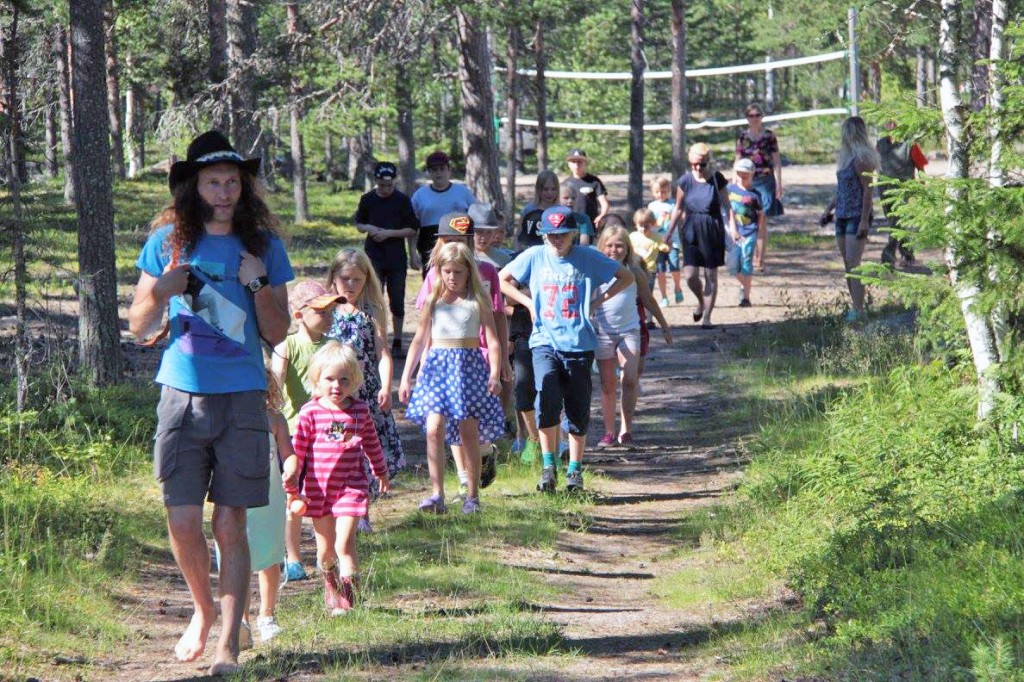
[737,361,1024,674]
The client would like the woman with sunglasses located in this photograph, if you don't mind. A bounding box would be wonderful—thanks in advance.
[735,102,783,272]
[665,143,729,329]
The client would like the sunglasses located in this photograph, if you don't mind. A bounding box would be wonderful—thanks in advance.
[746,112,762,118]
[690,160,709,169]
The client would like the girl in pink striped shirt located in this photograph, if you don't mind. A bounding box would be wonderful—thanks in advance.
[290,341,390,615]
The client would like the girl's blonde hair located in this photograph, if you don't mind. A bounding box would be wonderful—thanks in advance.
[428,242,492,314]
[307,341,364,398]
[837,116,879,172]
[264,366,284,414]
[325,248,388,336]
[534,170,560,206]
[632,208,656,229]
[596,224,643,275]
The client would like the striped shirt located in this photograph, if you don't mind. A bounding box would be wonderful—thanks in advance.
[291,398,386,517]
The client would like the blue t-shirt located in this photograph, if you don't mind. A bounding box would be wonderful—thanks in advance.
[136,225,295,394]
[505,244,621,352]
[727,183,763,238]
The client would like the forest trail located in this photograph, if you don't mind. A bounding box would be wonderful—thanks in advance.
[44,164,922,681]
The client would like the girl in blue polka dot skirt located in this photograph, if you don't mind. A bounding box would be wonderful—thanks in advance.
[399,240,504,515]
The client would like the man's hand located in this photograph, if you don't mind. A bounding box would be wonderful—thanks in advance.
[153,263,191,301]
[238,250,267,286]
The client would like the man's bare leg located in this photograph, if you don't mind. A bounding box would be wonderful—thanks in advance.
[166,505,217,664]
[208,504,249,675]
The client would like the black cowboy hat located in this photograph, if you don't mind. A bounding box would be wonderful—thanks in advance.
[168,130,261,191]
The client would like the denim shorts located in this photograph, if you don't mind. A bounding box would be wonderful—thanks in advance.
[835,216,862,237]
[153,387,270,508]
[656,248,680,273]
[532,346,594,434]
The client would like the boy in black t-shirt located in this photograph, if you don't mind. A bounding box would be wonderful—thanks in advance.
[353,162,419,358]
[565,148,610,229]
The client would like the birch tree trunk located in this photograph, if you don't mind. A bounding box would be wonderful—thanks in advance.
[286,3,309,223]
[627,0,645,212]
[987,0,1008,361]
[70,0,123,385]
[103,0,125,180]
[395,63,416,196]
[533,19,548,171]
[125,75,144,178]
[939,0,999,418]
[456,8,503,211]
[505,21,520,234]
[670,0,688,180]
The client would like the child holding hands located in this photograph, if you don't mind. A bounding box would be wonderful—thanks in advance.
[289,342,390,616]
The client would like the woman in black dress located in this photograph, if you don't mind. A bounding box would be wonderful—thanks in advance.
[666,142,729,329]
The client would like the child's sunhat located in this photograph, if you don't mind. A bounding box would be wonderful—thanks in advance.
[289,280,346,312]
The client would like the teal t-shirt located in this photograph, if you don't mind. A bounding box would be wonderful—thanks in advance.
[505,244,621,352]
[136,225,294,393]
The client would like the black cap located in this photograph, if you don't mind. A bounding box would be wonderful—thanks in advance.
[566,148,588,161]
[374,162,397,179]
[437,211,475,236]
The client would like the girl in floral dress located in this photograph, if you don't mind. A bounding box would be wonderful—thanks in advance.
[325,248,406,529]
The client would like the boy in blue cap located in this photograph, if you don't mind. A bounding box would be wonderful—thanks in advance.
[499,206,634,493]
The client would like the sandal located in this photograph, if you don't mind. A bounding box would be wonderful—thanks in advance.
[692,310,704,323]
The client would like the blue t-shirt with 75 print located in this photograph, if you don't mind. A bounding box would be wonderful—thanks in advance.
[136,225,294,394]
[505,244,621,352]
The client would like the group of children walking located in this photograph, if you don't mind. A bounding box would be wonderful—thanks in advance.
[239,152,770,635]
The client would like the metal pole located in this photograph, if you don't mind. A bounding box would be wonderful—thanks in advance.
[848,6,860,115]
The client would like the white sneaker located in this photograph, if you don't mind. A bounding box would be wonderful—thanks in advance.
[256,615,282,642]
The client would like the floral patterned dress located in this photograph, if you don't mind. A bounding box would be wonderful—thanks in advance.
[327,305,406,493]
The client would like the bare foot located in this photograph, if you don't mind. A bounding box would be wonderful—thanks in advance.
[209,659,240,676]
[174,611,214,663]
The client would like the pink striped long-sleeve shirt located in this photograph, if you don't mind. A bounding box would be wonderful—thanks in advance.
[291,398,386,517]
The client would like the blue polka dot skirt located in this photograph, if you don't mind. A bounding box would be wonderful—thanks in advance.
[406,348,505,445]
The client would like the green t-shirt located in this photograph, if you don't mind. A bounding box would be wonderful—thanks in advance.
[282,333,327,430]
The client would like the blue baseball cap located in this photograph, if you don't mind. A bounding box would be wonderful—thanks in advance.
[538,206,578,235]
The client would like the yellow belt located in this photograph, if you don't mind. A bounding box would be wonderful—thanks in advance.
[433,337,480,349]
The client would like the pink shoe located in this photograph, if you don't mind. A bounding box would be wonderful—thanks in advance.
[597,433,616,448]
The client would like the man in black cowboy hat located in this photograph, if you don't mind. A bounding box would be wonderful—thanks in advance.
[128,130,294,675]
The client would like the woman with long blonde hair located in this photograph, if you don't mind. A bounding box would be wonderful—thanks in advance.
[821,116,878,322]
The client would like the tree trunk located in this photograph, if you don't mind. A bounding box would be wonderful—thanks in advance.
[869,60,881,103]
[70,0,123,385]
[627,0,645,212]
[125,75,144,177]
[455,8,503,211]
[670,0,688,180]
[505,21,520,234]
[286,3,309,223]
[208,0,230,132]
[987,0,1008,361]
[348,127,374,192]
[939,0,998,418]
[970,0,992,112]
[226,0,258,156]
[395,63,416,196]
[45,100,58,177]
[56,26,76,204]
[103,0,125,180]
[324,130,335,184]
[533,18,548,172]
[2,6,29,411]
[916,46,927,106]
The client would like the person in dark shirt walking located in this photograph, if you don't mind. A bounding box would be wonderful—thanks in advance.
[354,162,419,358]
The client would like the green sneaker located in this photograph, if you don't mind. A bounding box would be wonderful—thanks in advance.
[520,439,541,465]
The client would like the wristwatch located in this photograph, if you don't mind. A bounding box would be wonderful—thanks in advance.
[247,275,269,293]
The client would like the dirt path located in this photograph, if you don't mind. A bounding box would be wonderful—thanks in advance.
[33,164,935,681]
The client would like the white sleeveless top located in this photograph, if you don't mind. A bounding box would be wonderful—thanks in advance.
[431,297,480,341]
[593,280,640,333]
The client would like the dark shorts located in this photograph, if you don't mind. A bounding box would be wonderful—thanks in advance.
[532,346,594,434]
[835,216,863,237]
[656,248,680,273]
[371,259,407,319]
[153,387,270,508]
[511,336,536,412]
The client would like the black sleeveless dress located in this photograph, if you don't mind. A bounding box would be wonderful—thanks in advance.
[677,171,727,268]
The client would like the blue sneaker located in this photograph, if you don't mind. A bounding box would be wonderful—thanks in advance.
[284,561,308,582]
[511,438,525,455]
